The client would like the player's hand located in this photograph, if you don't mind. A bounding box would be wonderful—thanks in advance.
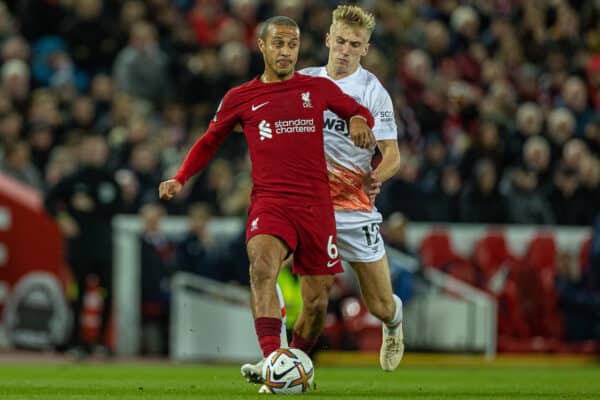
[57,213,80,238]
[362,171,382,204]
[349,117,376,149]
[158,179,182,200]
[71,192,95,212]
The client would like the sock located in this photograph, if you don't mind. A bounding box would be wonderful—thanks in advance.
[384,295,403,335]
[255,317,282,358]
[290,331,318,354]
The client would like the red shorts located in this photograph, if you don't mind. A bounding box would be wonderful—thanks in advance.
[246,200,342,275]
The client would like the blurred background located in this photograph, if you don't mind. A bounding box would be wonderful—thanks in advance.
[0,0,599,363]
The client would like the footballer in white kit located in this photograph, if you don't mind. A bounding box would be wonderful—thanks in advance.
[300,4,405,372]
[300,64,396,262]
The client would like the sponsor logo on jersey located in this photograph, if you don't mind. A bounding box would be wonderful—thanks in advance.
[379,110,394,122]
[252,101,269,111]
[212,99,223,122]
[259,120,273,141]
[323,118,348,135]
[326,258,340,268]
[301,91,312,108]
[274,118,315,134]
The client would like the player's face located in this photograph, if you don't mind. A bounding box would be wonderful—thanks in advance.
[326,22,370,79]
[258,24,300,80]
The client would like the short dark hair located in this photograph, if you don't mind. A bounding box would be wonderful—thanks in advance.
[259,16,299,40]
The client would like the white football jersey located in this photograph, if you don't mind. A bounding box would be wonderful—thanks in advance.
[300,65,397,212]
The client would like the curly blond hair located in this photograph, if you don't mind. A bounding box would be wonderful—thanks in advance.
[331,5,376,36]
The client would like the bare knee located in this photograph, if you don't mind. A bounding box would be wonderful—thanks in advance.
[301,276,334,316]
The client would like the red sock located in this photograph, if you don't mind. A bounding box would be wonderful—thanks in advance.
[290,331,317,354]
[255,317,281,358]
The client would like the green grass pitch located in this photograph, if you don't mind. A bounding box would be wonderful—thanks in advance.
[1,363,599,399]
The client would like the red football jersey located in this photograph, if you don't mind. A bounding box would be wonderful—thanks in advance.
[174,73,374,203]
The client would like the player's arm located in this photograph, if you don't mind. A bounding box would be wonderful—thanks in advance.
[321,79,375,148]
[159,95,238,201]
[364,86,400,200]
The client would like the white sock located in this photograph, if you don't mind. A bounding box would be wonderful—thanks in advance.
[384,295,403,335]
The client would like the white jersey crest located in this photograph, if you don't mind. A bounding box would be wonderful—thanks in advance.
[300,66,397,212]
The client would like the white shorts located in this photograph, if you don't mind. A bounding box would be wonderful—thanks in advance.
[334,210,386,263]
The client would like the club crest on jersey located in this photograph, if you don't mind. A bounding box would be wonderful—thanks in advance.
[250,217,260,231]
[301,91,312,108]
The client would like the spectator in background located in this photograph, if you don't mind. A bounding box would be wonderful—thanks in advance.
[426,164,461,222]
[382,212,419,303]
[115,168,141,213]
[59,0,119,74]
[579,155,600,222]
[507,102,544,165]
[459,120,505,183]
[113,21,172,107]
[556,249,600,342]
[459,158,506,224]
[2,59,30,114]
[548,165,588,226]
[546,108,576,165]
[503,164,555,225]
[139,203,175,355]
[44,134,121,357]
[175,202,215,277]
[0,111,23,150]
[522,135,553,195]
[31,36,88,93]
[1,35,30,63]
[0,141,43,190]
[378,155,426,220]
[418,135,447,195]
[560,76,595,138]
[44,146,77,190]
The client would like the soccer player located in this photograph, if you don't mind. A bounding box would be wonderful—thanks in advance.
[300,5,404,371]
[158,15,375,387]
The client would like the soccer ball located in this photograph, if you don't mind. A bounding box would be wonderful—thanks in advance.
[262,348,315,394]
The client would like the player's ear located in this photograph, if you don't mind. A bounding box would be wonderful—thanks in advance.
[325,32,331,49]
[258,38,265,54]
[362,42,370,57]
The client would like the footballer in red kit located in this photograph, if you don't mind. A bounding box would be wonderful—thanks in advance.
[173,73,372,275]
[159,15,374,391]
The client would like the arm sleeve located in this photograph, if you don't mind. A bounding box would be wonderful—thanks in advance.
[321,78,374,128]
[371,85,398,141]
[173,92,239,185]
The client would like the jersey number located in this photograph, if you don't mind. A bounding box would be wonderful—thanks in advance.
[362,223,380,246]
[327,235,339,260]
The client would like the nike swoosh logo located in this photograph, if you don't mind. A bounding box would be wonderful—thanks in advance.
[327,259,340,268]
[272,364,297,380]
[251,101,269,111]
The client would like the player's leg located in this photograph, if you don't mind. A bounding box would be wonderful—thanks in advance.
[335,214,404,370]
[289,203,342,354]
[290,274,335,353]
[247,234,289,357]
[241,234,288,385]
[350,255,396,323]
[350,256,404,371]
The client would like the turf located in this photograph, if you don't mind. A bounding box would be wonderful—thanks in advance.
[0,364,599,399]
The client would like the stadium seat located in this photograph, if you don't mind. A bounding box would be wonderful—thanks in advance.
[419,229,464,269]
[472,230,518,285]
[524,234,557,271]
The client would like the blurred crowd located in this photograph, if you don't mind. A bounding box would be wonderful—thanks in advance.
[0,0,599,226]
[3,0,600,355]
